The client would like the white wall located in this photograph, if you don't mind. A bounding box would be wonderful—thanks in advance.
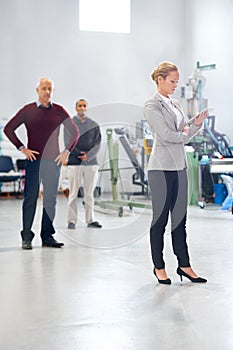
[1,0,233,140]
[0,0,185,192]
[1,0,232,192]
[184,0,233,142]
[0,0,185,118]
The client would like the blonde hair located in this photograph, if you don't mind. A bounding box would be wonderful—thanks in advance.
[151,62,178,85]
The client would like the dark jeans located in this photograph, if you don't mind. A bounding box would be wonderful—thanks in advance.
[21,160,60,242]
[148,170,191,269]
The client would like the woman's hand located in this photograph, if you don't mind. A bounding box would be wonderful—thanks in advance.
[194,108,209,126]
[183,125,189,135]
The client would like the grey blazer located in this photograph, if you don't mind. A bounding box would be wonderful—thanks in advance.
[144,92,201,171]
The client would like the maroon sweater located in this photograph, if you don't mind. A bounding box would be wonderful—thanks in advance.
[4,102,79,160]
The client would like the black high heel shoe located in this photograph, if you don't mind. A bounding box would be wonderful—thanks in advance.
[176,267,207,283]
[153,268,171,285]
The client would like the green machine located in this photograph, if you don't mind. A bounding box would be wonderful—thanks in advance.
[95,128,152,217]
[186,151,201,206]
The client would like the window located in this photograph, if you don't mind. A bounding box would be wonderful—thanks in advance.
[79,0,131,34]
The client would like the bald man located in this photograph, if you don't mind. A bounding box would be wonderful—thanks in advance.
[4,78,80,249]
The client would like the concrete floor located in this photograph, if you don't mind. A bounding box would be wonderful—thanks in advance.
[0,195,233,350]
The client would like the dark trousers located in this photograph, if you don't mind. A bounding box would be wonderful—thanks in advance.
[148,170,191,269]
[21,160,60,242]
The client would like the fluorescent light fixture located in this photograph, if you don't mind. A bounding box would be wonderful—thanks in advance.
[79,0,131,33]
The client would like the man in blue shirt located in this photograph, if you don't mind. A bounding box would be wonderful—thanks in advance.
[64,99,102,229]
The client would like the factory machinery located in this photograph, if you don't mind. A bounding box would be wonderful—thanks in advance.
[95,128,152,217]
[95,62,233,215]
[182,62,233,211]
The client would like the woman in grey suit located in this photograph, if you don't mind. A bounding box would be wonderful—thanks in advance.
[145,62,208,284]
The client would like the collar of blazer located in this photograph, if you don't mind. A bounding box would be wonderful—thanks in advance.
[154,92,185,130]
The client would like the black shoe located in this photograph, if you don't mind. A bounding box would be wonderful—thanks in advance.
[176,267,207,283]
[42,237,64,248]
[22,241,33,250]
[68,222,76,229]
[21,230,35,244]
[153,268,171,285]
[87,221,102,228]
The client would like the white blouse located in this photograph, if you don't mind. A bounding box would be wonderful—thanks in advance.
[157,93,183,128]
